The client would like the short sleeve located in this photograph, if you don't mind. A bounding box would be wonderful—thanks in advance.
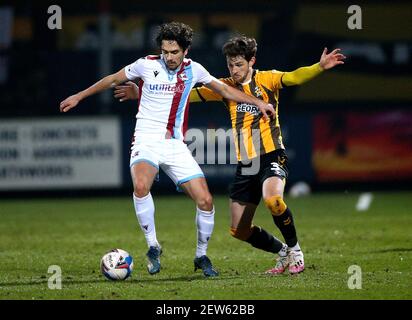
[125,58,145,80]
[194,86,223,102]
[270,69,285,89]
[192,62,213,85]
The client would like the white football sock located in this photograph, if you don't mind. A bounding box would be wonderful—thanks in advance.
[289,242,301,252]
[133,193,159,248]
[278,243,288,257]
[195,206,215,258]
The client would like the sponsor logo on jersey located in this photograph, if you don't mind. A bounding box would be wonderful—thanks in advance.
[236,103,261,116]
[148,83,186,94]
[153,70,159,77]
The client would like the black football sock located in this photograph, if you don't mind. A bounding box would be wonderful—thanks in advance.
[245,226,284,254]
[272,207,298,248]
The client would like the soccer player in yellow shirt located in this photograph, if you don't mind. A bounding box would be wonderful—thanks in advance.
[115,36,345,274]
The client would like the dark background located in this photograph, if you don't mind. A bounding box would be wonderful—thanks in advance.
[1,0,411,196]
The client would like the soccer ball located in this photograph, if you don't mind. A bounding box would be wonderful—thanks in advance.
[100,249,134,281]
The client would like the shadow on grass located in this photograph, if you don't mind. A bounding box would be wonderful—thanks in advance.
[0,273,244,288]
[370,248,412,253]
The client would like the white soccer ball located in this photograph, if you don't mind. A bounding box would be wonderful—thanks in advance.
[100,249,134,281]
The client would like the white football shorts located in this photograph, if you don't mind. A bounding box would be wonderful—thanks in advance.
[130,138,204,189]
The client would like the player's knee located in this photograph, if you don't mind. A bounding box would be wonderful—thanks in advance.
[133,181,150,198]
[197,193,213,211]
[264,195,287,216]
[230,227,253,241]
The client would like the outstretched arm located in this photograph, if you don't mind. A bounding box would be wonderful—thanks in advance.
[282,48,345,86]
[205,79,275,120]
[60,68,128,112]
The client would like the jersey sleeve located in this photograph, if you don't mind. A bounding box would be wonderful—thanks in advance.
[192,61,213,85]
[281,63,324,86]
[190,77,234,103]
[190,86,223,103]
[270,69,285,90]
[125,58,145,80]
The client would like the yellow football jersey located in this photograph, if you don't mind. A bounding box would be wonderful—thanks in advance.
[191,69,285,161]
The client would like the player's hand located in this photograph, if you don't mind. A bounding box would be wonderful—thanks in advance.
[114,81,139,102]
[319,48,346,70]
[60,94,81,113]
[258,102,275,121]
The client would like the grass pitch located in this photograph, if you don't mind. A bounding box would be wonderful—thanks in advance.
[0,191,411,300]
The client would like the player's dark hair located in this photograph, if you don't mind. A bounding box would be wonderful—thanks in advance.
[222,36,257,62]
[155,22,193,50]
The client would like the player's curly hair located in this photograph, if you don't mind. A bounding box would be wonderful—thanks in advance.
[155,22,193,50]
[222,36,257,62]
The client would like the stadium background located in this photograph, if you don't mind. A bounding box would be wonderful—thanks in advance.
[0,0,412,303]
[0,0,411,195]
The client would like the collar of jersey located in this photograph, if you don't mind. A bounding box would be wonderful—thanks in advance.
[239,69,258,86]
[160,55,183,76]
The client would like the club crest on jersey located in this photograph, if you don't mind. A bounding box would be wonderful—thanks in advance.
[178,72,188,81]
[236,103,261,116]
[254,86,263,98]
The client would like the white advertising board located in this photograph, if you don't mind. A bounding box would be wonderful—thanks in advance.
[0,117,122,190]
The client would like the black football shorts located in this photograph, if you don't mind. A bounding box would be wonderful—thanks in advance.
[229,149,289,205]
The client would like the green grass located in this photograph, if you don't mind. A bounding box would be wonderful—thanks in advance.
[0,191,411,300]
